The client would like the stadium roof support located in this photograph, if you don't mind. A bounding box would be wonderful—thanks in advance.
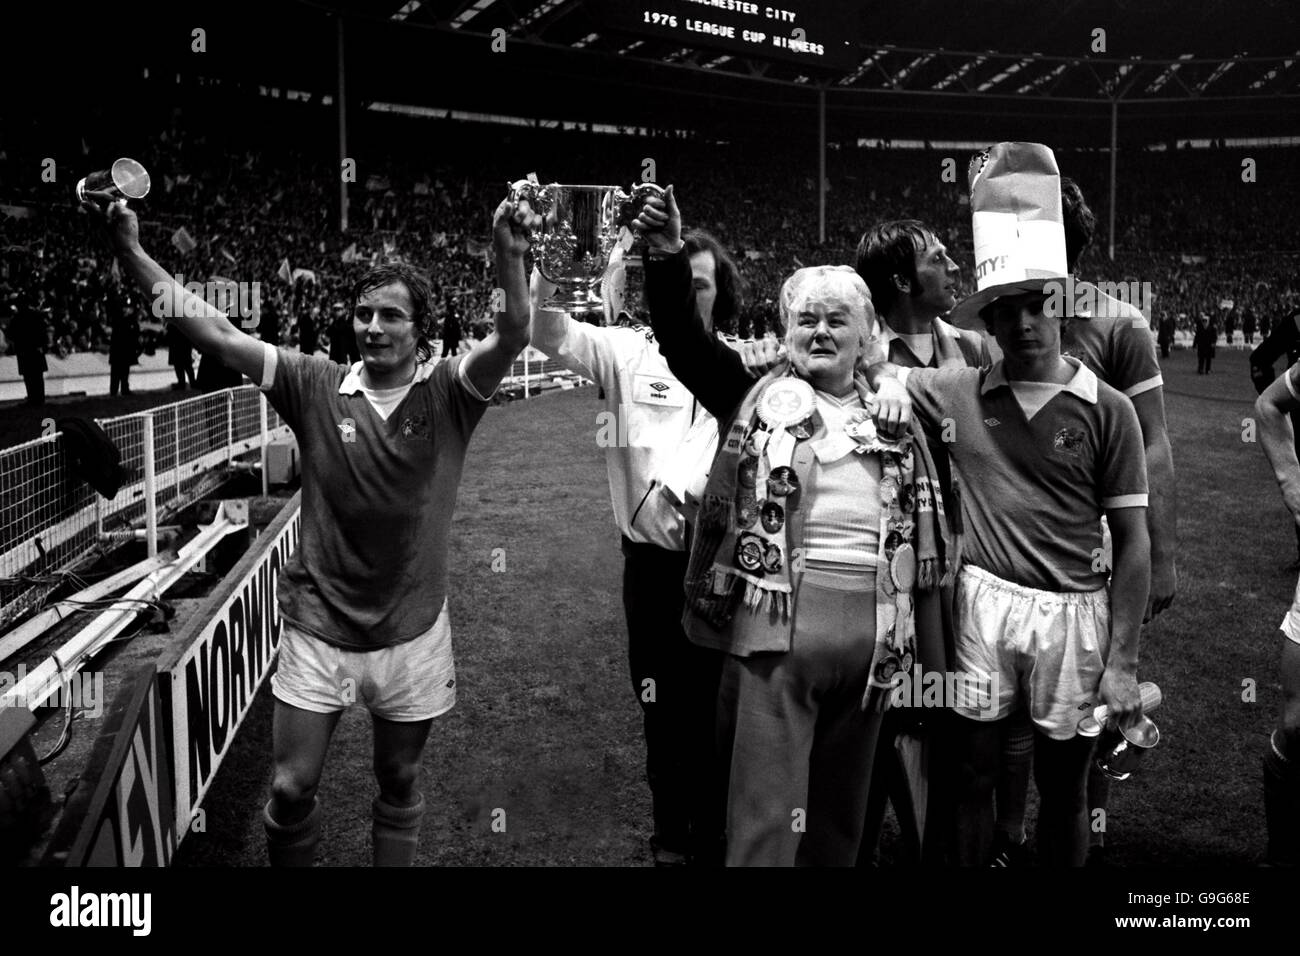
[1109,99,1118,259]
[33,2,1295,241]
[818,87,825,244]
[337,15,350,233]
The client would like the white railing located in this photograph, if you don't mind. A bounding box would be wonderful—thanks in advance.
[1,353,581,633]
[0,386,290,633]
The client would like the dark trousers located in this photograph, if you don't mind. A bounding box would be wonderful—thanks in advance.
[621,536,725,864]
[1197,353,1213,374]
[174,362,195,387]
[857,707,957,866]
[110,363,132,396]
[22,371,44,406]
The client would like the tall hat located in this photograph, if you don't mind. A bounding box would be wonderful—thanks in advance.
[948,142,1070,330]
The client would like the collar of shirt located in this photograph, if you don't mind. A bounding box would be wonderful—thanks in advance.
[338,360,436,395]
[879,316,964,347]
[879,316,963,360]
[981,355,1098,404]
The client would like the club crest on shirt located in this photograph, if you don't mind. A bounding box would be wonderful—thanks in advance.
[1053,427,1086,455]
[399,414,430,440]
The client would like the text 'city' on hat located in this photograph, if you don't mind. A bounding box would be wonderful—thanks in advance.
[948,142,1070,330]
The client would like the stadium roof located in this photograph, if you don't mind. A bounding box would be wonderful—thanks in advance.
[10,0,1298,147]
[316,0,1300,102]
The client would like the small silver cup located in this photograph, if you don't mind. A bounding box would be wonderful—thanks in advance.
[1093,714,1160,780]
[76,158,151,204]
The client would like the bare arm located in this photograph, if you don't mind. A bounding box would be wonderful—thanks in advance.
[862,360,912,436]
[1130,387,1178,619]
[86,195,265,381]
[461,197,534,398]
[1256,368,1300,526]
[1101,505,1151,722]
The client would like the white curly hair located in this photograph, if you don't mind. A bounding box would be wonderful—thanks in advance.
[779,265,881,361]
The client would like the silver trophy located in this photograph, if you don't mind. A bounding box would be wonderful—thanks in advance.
[76,158,151,204]
[508,180,664,311]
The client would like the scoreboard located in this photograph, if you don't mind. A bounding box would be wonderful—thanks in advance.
[592,0,863,71]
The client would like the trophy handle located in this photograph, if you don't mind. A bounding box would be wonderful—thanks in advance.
[506,179,551,244]
[614,182,666,230]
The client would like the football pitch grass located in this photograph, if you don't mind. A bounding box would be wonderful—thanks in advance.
[3,347,1288,865]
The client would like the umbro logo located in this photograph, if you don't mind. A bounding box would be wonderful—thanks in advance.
[649,381,669,392]
[984,417,1000,427]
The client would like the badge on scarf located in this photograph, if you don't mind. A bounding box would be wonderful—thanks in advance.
[735,533,766,574]
[767,466,799,498]
[757,378,815,430]
[890,543,918,594]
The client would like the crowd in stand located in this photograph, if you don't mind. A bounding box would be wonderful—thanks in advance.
[2,93,1298,397]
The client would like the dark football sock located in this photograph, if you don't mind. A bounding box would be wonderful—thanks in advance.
[373,792,425,867]
[995,717,1034,844]
[264,798,322,867]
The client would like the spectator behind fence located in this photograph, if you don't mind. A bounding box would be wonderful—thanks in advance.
[327,302,359,365]
[168,322,195,390]
[11,303,47,407]
[109,309,138,397]
[259,299,281,347]
[441,307,462,357]
[298,306,319,357]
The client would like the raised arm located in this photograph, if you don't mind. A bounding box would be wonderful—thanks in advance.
[461,197,534,398]
[634,186,754,421]
[83,193,264,381]
[529,268,618,387]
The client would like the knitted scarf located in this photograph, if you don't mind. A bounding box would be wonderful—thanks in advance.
[684,364,953,686]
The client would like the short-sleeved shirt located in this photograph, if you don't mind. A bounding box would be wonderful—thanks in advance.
[904,358,1148,591]
[259,345,489,650]
[1283,357,1300,404]
[1061,282,1163,400]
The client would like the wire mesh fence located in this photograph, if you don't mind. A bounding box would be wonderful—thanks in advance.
[0,386,289,635]
[2,353,563,634]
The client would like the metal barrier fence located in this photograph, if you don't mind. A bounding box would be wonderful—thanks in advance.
[1,351,579,634]
[0,386,290,634]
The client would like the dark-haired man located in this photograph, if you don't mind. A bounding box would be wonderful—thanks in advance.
[873,143,1150,867]
[853,220,989,865]
[530,225,744,866]
[986,177,1177,866]
[855,220,987,371]
[82,189,533,867]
